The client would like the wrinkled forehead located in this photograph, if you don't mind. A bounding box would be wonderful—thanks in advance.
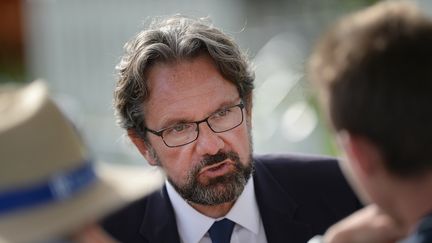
[142,55,240,126]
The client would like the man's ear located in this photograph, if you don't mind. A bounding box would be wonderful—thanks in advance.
[127,129,159,166]
[337,131,383,176]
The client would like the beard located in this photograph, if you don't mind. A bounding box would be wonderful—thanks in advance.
[169,151,253,205]
[148,147,253,205]
[146,120,254,205]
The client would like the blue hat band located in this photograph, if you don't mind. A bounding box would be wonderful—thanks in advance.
[0,161,96,215]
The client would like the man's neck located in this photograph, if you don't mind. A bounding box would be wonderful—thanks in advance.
[189,201,235,218]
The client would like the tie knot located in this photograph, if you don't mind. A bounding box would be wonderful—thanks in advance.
[208,218,235,243]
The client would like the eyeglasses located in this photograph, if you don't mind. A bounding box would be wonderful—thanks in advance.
[146,102,245,147]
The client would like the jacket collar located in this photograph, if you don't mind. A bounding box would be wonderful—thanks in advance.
[253,159,312,243]
[139,186,181,243]
[139,158,312,243]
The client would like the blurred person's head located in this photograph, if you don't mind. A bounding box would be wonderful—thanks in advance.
[0,81,163,242]
[113,15,255,213]
[309,0,432,227]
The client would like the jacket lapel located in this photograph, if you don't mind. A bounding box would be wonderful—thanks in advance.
[138,160,312,243]
[139,186,181,243]
[254,160,312,243]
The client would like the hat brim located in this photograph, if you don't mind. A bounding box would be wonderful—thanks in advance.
[0,163,164,243]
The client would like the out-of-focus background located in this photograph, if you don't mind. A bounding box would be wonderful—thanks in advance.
[1,0,430,165]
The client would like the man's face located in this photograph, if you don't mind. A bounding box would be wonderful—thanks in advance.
[138,54,253,205]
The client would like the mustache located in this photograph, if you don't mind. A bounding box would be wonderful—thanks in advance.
[201,151,240,167]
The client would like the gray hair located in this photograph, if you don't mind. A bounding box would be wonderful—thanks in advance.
[114,15,255,137]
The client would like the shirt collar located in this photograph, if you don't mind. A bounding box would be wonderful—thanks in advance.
[166,181,214,243]
[225,177,260,234]
[166,177,260,243]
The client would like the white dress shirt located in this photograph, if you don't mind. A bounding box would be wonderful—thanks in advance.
[166,177,268,243]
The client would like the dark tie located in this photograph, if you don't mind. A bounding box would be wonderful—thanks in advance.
[208,218,235,243]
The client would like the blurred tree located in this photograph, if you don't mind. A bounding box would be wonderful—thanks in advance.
[0,0,26,83]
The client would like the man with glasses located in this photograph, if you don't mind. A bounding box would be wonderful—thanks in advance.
[102,15,361,243]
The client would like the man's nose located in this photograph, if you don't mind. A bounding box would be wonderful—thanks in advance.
[195,122,224,156]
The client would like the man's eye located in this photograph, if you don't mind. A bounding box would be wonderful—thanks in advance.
[215,108,231,117]
[172,123,191,132]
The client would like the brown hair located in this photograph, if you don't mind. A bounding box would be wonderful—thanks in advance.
[309,1,432,176]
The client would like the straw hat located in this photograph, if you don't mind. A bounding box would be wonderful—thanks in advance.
[0,80,164,242]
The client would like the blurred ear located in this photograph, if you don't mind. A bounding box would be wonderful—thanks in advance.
[127,129,159,166]
[337,131,383,177]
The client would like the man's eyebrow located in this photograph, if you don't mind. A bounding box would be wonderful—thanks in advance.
[158,98,241,129]
[158,118,191,130]
[214,99,241,110]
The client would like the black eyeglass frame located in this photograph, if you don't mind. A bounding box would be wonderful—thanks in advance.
[145,102,245,148]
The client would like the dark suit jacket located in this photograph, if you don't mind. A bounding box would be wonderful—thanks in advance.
[102,153,362,243]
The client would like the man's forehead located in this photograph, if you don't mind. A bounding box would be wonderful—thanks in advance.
[142,57,240,127]
[145,58,237,106]
[151,96,241,127]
